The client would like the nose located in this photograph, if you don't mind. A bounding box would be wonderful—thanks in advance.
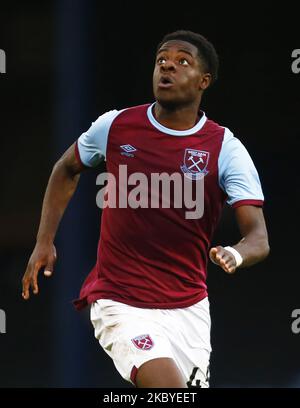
[161,59,176,72]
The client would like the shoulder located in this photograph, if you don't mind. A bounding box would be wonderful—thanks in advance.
[221,127,241,147]
[109,103,151,125]
[202,115,237,140]
[93,103,149,122]
[204,116,226,131]
[219,127,254,161]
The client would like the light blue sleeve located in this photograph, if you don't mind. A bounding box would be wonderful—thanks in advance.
[218,128,264,206]
[77,109,123,167]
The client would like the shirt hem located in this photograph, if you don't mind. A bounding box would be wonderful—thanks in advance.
[74,291,207,310]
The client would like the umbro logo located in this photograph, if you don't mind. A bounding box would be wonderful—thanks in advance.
[120,144,137,157]
[120,144,137,153]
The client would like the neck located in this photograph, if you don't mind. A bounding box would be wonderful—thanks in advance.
[153,101,202,131]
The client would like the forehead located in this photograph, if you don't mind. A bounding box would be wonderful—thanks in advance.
[157,40,198,57]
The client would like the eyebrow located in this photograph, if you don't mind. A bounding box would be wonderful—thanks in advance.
[157,48,195,58]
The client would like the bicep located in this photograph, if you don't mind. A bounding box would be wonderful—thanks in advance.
[219,130,264,208]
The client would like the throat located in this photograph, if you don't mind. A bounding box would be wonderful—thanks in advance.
[153,103,201,131]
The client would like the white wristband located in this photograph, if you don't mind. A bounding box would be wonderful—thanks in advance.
[224,246,243,267]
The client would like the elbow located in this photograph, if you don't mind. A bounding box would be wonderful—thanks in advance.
[52,158,65,173]
[52,158,79,180]
[260,239,270,261]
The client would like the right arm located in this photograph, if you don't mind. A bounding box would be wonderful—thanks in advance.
[22,143,86,300]
[22,109,120,299]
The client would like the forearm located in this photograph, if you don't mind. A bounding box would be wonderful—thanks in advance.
[36,159,80,244]
[22,143,84,300]
[232,232,270,268]
[210,206,270,273]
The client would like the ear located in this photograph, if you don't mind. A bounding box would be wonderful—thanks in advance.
[199,73,212,91]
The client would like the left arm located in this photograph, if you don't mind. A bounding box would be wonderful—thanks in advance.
[209,205,270,274]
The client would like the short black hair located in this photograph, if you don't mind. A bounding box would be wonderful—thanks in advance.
[157,30,219,85]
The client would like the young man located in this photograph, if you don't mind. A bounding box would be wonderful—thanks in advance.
[22,30,269,388]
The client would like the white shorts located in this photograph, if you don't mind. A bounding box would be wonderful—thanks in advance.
[90,297,211,387]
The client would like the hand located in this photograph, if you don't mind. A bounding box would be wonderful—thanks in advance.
[22,242,57,300]
[209,245,237,274]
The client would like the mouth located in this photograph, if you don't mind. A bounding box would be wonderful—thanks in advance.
[158,75,175,89]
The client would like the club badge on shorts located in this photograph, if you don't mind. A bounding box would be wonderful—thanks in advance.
[131,334,154,350]
[181,149,209,180]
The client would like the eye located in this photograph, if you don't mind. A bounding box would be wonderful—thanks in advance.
[179,58,189,66]
[157,57,166,64]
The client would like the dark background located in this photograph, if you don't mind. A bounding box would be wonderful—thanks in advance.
[0,1,299,387]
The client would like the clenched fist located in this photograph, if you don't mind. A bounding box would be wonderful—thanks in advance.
[209,245,238,274]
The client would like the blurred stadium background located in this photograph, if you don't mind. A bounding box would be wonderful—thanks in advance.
[0,1,299,387]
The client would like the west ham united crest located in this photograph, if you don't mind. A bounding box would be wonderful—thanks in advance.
[180,149,210,180]
[131,334,154,351]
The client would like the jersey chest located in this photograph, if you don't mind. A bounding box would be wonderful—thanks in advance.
[106,124,222,182]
